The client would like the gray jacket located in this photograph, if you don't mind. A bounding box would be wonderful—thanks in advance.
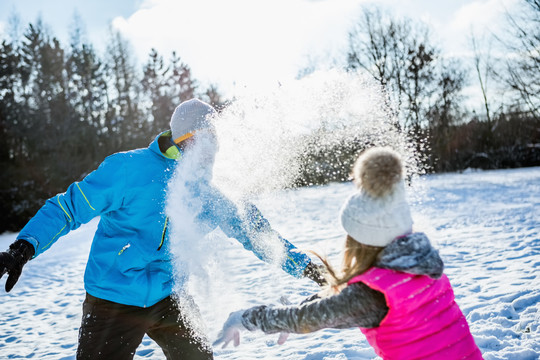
[241,232,444,334]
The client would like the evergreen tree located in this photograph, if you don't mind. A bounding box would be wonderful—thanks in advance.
[142,48,175,134]
[168,51,197,106]
[0,38,27,231]
[66,17,109,163]
[104,30,144,150]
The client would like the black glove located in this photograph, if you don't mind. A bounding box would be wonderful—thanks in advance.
[303,262,327,287]
[0,240,35,292]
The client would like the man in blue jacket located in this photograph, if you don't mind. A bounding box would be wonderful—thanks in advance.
[0,99,325,360]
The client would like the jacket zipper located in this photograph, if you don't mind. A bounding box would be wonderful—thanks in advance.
[118,243,131,255]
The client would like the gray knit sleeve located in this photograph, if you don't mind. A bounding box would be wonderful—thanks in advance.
[241,283,388,334]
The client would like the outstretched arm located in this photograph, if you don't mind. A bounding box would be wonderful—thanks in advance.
[1,154,124,293]
[242,282,388,334]
[205,192,321,281]
[214,282,388,348]
[237,202,314,277]
[17,153,126,257]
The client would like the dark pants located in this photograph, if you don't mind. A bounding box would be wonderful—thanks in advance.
[76,293,213,360]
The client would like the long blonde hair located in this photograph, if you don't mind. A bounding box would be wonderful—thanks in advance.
[312,235,384,292]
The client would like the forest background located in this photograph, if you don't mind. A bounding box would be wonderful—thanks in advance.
[1,0,539,232]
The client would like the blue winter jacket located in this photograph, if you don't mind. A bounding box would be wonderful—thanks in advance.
[17,132,312,307]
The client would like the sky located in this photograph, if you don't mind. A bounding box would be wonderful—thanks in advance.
[0,0,521,96]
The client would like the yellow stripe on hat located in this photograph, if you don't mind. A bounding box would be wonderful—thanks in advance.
[173,131,195,144]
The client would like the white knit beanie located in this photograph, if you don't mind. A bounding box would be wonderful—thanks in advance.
[170,99,216,143]
[339,147,413,247]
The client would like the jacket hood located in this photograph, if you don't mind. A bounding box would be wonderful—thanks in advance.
[148,131,177,159]
[374,232,444,278]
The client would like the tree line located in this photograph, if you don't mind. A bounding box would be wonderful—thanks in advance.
[343,2,540,172]
[297,1,539,186]
[1,1,539,232]
[0,18,225,231]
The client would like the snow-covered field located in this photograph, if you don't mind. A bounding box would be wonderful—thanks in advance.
[1,166,539,360]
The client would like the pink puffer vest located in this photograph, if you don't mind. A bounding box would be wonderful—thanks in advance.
[348,267,483,360]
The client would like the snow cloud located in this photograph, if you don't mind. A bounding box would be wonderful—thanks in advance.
[450,0,518,36]
[110,0,362,93]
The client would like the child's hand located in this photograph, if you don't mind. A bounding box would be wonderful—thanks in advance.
[213,310,247,348]
[277,332,289,345]
[276,296,291,345]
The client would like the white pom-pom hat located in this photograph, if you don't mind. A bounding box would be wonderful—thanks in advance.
[340,147,413,247]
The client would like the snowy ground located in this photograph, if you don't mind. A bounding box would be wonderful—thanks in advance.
[1,167,539,360]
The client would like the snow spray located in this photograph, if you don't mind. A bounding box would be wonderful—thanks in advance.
[164,128,221,348]
[212,69,420,199]
[165,69,421,345]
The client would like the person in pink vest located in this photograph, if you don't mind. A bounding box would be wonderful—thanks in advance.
[214,147,483,359]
